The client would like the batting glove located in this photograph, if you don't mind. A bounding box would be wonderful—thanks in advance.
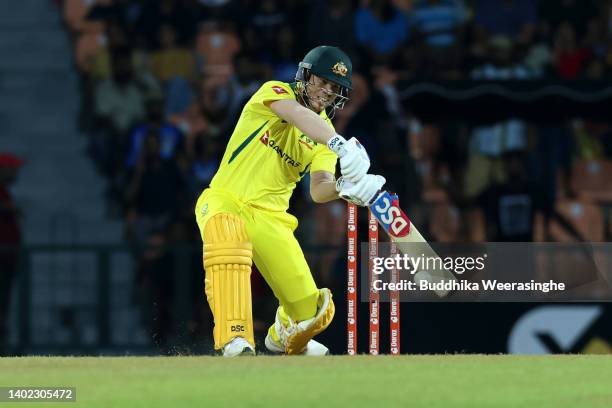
[336,174,386,207]
[327,135,370,182]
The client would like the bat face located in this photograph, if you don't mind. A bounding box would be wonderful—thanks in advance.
[370,191,413,240]
[369,190,455,298]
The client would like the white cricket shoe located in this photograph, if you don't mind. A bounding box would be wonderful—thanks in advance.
[265,332,329,356]
[222,337,255,357]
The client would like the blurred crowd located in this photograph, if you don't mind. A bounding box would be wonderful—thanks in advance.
[58,0,612,350]
[0,154,23,355]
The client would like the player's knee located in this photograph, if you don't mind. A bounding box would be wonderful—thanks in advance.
[203,213,252,270]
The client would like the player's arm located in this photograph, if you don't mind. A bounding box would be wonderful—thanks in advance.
[267,99,370,182]
[310,170,339,203]
[267,99,335,144]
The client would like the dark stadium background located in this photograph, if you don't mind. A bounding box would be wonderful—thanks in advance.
[0,0,611,356]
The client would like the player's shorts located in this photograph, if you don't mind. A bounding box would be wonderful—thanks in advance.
[195,188,319,321]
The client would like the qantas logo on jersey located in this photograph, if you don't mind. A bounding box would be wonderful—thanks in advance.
[269,140,301,167]
[260,132,301,167]
[271,86,288,95]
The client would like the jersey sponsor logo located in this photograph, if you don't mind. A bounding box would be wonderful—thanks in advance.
[271,85,288,95]
[259,131,270,145]
[370,191,411,237]
[265,138,301,168]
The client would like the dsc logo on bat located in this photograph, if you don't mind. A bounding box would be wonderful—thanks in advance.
[370,191,411,238]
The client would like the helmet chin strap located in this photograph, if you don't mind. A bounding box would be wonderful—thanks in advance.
[295,80,314,112]
[296,73,319,113]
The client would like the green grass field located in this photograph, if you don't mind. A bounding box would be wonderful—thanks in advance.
[0,355,611,407]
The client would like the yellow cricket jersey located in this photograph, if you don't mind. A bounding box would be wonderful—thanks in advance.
[209,80,338,212]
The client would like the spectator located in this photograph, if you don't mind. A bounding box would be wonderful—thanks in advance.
[125,131,187,227]
[583,18,608,61]
[94,48,160,136]
[197,0,236,21]
[166,54,261,150]
[85,0,141,31]
[411,0,467,76]
[584,59,606,80]
[306,0,356,57]
[582,18,607,80]
[195,20,241,81]
[164,77,196,116]
[538,0,598,37]
[467,36,532,198]
[125,131,188,343]
[74,21,136,137]
[472,36,533,79]
[89,20,148,81]
[355,0,410,62]
[223,52,265,126]
[311,201,346,286]
[92,48,161,176]
[150,23,197,82]
[599,126,612,159]
[270,26,298,82]
[552,22,591,79]
[476,150,544,241]
[137,0,199,49]
[475,145,584,243]
[63,0,106,34]
[574,121,609,160]
[535,125,584,241]
[187,132,220,200]
[412,0,466,47]
[474,0,537,45]
[333,73,370,135]
[125,97,185,170]
[168,96,210,149]
[523,29,553,75]
[246,0,288,57]
[464,121,530,199]
[0,153,23,356]
[197,75,235,139]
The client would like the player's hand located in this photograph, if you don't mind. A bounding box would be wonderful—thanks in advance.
[327,135,370,182]
[336,174,386,207]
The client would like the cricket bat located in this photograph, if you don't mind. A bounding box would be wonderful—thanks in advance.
[369,190,456,297]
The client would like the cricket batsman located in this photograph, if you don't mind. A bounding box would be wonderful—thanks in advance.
[195,46,385,356]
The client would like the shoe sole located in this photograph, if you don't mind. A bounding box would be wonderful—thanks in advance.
[265,334,330,356]
[222,346,256,357]
[238,347,256,357]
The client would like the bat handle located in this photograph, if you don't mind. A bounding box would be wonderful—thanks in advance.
[367,190,386,207]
